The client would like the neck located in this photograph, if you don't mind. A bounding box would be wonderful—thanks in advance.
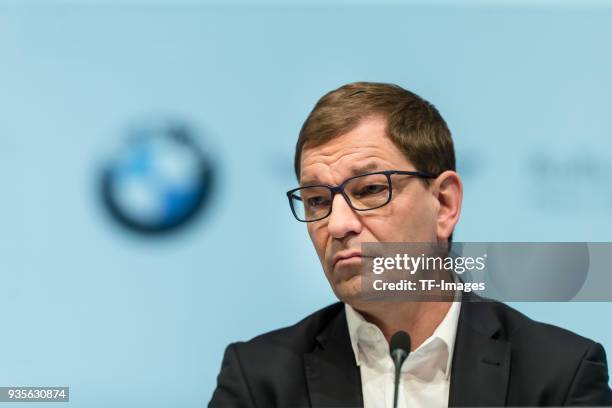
[352,300,451,350]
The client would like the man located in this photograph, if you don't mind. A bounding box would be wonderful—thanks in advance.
[209,82,612,407]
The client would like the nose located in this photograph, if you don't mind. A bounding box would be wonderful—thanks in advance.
[327,193,362,240]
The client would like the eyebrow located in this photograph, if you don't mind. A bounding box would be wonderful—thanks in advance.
[349,162,380,176]
[300,162,382,187]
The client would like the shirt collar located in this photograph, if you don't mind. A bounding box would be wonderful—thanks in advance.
[345,299,461,379]
[345,303,370,367]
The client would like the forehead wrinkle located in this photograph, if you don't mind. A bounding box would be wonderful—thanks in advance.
[302,140,391,170]
[301,151,395,186]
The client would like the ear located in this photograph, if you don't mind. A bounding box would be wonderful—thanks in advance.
[433,171,463,241]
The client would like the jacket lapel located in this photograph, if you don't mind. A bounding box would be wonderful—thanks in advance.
[304,307,363,408]
[448,295,512,407]
[302,296,511,407]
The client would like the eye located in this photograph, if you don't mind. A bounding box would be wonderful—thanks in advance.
[306,195,330,208]
[354,184,388,198]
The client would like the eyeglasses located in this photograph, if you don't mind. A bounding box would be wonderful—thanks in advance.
[286,170,437,222]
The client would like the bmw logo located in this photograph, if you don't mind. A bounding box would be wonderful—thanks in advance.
[100,120,215,234]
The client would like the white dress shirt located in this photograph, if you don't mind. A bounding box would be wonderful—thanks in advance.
[345,300,461,408]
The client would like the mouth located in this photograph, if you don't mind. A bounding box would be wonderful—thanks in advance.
[332,251,367,267]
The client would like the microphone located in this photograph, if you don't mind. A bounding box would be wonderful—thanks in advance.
[389,331,411,408]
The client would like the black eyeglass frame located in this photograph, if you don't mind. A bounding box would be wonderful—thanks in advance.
[286,170,438,222]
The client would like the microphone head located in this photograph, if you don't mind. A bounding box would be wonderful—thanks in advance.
[389,330,411,356]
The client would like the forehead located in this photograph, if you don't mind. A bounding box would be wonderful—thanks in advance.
[299,116,412,184]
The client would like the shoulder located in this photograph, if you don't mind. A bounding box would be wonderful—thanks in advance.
[483,300,611,404]
[210,303,347,407]
[229,302,345,357]
[481,299,608,387]
[460,294,606,379]
[486,300,598,353]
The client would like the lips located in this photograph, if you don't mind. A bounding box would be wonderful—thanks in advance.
[332,250,363,267]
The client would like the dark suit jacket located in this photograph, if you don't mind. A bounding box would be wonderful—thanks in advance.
[209,295,612,407]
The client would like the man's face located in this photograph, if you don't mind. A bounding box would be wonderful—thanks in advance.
[300,116,445,305]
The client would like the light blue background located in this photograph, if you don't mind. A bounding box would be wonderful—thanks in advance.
[1,1,611,407]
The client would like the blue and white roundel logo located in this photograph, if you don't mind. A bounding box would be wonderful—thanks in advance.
[101,122,214,234]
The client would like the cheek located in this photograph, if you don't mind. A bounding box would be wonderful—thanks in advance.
[365,195,436,241]
[307,224,328,261]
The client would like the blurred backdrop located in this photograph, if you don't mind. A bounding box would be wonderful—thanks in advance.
[1,1,611,406]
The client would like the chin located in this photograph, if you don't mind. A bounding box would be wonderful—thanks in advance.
[334,275,364,303]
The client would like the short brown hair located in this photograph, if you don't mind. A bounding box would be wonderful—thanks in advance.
[294,82,455,180]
